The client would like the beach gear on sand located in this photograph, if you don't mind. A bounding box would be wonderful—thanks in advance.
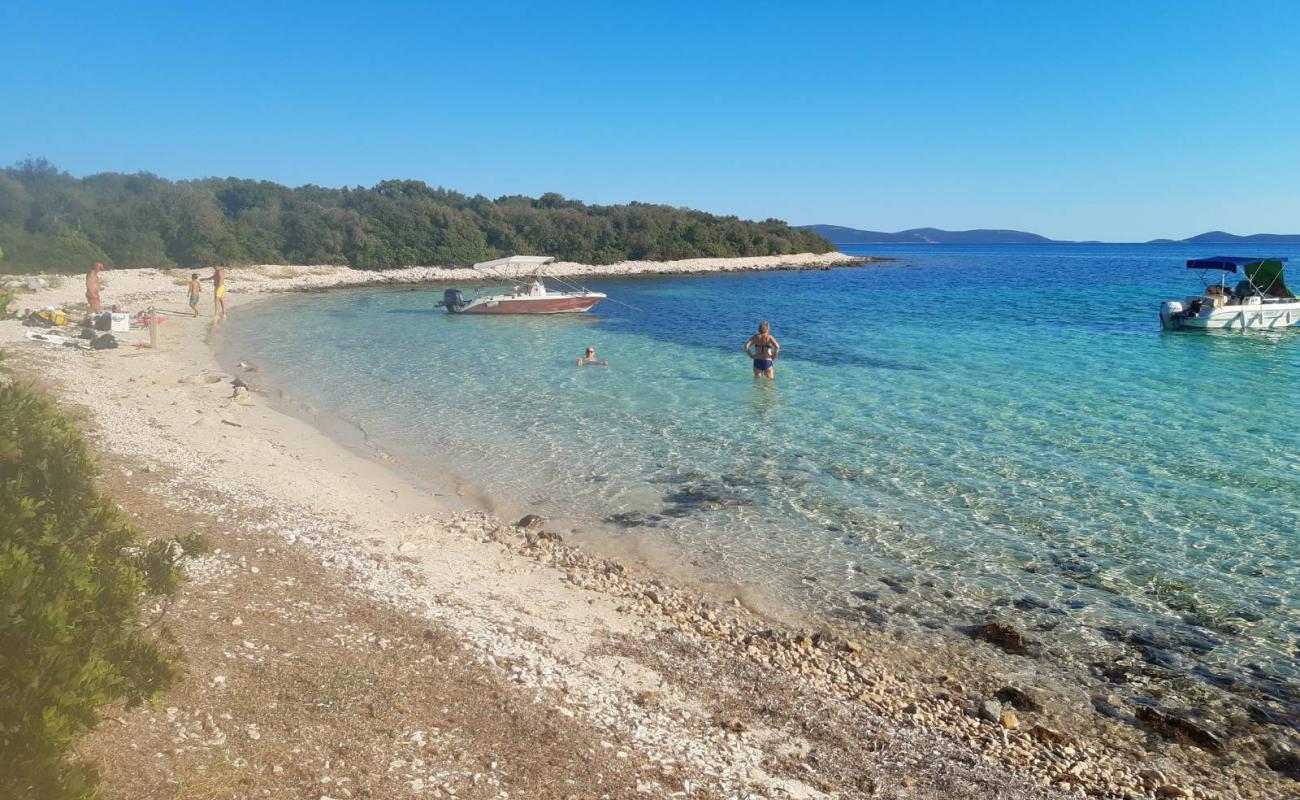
[25,331,69,346]
[30,309,69,326]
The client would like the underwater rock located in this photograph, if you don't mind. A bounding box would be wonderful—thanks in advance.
[1090,695,1134,724]
[1134,706,1225,753]
[662,484,746,510]
[1049,548,1100,581]
[878,576,909,594]
[605,511,666,528]
[995,686,1043,712]
[1264,747,1300,781]
[971,622,1028,654]
[1013,595,1050,611]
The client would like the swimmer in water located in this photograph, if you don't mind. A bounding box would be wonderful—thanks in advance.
[576,346,608,367]
[743,321,780,380]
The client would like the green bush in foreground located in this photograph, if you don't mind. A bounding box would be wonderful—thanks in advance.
[0,379,187,799]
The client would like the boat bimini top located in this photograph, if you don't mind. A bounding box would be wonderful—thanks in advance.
[1186,256,1295,299]
[472,255,555,273]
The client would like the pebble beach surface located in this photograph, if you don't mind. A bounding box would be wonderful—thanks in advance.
[2,257,1295,798]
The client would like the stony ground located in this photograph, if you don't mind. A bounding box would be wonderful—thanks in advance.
[79,460,653,800]
[69,454,1064,800]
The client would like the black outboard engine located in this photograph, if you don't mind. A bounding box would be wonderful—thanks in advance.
[442,288,466,313]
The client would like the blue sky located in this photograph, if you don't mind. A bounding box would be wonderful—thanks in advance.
[3,1,1299,241]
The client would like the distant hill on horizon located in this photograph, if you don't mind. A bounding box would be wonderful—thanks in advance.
[804,224,1300,247]
[1146,230,1300,245]
[801,225,1058,245]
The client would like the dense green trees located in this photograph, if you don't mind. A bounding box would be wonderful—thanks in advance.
[0,160,833,273]
[0,378,191,799]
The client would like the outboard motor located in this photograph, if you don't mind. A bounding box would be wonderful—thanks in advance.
[1159,300,1184,330]
[442,288,466,313]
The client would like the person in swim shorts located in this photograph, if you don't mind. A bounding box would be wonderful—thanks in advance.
[203,266,227,321]
[85,261,104,312]
[744,321,780,380]
[187,273,202,316]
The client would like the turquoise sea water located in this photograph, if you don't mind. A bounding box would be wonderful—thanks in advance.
[224,244,1300,724]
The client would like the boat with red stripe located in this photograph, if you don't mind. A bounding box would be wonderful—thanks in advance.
[440,255,606,315]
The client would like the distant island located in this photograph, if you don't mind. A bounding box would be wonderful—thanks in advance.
[800,225,1056,245]
[1145,231,1300,245]
[0,159,835,273]
[803,224,1300,247]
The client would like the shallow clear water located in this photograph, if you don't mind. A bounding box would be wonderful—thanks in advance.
[225,244,1300,716]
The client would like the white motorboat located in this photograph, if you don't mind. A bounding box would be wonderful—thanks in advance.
[440,255,605,315]
[1159,256,1300,331]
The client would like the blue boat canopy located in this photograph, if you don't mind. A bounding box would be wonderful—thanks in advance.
[1186,255,1287,273]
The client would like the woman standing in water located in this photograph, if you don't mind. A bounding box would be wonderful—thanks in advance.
[744,321,780,380]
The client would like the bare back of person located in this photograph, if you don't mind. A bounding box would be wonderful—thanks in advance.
[743,322,780,380]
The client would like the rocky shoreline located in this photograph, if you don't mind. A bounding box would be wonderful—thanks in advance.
[481,512,1297,798]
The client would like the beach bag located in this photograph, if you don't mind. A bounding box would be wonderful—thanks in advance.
[94,312,112,331]
[91,333,119,350]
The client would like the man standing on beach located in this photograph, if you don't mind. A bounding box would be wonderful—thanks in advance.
[744,321,780,380]
[204,266,227,321]
[85,261,104,312]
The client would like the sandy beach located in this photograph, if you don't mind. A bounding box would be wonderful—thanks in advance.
[2,257,1293,800]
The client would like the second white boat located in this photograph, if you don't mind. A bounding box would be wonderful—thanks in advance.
[1159,256,1300,331]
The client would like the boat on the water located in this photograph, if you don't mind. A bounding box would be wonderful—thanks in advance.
[1159,256,1300,331]
[440,255,605,315]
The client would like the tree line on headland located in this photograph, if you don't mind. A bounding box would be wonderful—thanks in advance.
[0,160,833,273]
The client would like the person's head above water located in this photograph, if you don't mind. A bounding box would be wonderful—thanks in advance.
[577,346,607,367]
[758,321,770,334]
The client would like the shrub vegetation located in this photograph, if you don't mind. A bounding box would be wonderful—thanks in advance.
[0,159,834,272]
[0,378,191,799]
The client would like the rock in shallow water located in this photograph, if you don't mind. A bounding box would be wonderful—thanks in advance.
[994,686,1043,712]
[604,511,666,528]
[1264,747,1300,781]
[1134,706,1225,753]
[971,622,1028,654]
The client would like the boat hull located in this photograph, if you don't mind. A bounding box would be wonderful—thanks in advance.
[1160,300,1300,331]
[457,294,604,314]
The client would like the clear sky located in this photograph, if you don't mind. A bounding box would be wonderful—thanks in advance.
[3,0,1299,241]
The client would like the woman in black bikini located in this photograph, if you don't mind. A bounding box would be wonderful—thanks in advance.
[744,321,780,381]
